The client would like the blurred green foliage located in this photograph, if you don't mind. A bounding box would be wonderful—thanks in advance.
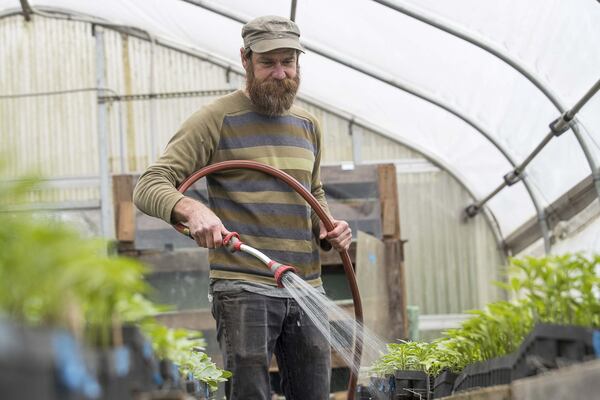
[0,169,230,387]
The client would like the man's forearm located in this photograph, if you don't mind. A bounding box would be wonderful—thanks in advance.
[172,197,206,224]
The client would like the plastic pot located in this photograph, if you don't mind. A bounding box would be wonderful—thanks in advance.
[394,370,429,400]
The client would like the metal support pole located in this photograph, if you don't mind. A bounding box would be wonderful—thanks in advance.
[350,119,362,165]
[290,0,298,21]
[94,26,113,238]
[466,77,600,224]
[149,34,158,164]
[19,0,33,21]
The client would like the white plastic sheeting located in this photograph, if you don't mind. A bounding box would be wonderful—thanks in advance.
[1,0,599,238]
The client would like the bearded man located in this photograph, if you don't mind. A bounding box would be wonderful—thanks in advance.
[134,15,351,400]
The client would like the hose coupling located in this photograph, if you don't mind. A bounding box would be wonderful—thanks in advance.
[268,261,297,288]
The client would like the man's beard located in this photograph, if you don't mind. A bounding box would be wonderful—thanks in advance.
[246,64,300,116]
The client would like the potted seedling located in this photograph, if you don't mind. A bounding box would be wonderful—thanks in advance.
[179,351,232,399]
[422,340,463,399]
[371,341,432,399]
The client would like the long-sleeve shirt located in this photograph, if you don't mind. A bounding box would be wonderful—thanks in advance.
[133,90,330,287]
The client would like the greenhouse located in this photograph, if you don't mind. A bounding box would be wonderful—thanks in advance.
[1,0,599,399]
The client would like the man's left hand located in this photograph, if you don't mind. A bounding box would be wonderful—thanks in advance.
[319,219,352,251]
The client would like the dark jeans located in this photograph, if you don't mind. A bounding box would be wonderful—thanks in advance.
[212,290,331,400]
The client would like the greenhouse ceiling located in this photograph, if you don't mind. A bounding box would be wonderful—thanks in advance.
[2,0,600,249]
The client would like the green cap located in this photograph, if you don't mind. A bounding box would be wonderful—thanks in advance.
[242,15,305,54]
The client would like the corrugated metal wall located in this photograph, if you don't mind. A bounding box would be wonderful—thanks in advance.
[0,16,98,203]
[0,14,505,313]
[101,29,244,173]
[397,171,505,314]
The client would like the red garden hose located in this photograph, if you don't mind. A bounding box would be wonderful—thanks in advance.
[172,160,363,400]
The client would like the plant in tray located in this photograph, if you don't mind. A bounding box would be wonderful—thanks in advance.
[371,253,600,396]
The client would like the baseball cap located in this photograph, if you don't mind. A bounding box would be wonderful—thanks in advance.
[242,15,305,54]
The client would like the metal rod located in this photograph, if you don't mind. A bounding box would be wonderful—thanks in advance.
[99,88,235,102]
[519,132,554,171]
[567,77,600,119]
[467,78,600,223]
[290,0,298,21]
[372,0,600,198]
[0,87,100,99]
[94,26,113,238]
[148,34,158,164]
[19,0,32,21]
[471,181,507,212]
[350,119,362,165]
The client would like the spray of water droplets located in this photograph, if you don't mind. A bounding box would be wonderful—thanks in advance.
[279,271,389,380]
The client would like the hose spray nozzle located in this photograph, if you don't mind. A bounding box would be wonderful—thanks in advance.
[268,261,298,288]
[223,232,297,287]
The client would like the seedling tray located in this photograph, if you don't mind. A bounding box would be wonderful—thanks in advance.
[432,370,458,399]
[394,370,430,400]
[512,323,595,380]
[453,353,515,393]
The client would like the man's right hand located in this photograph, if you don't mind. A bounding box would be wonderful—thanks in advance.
[172,197,230,248]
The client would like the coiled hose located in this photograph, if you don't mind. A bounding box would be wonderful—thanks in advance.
[172,160,363,400]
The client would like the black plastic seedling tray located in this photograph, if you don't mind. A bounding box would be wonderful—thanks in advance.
[453,353,516,393]
[394,370,430,400]
[432,370,458,399]
[512,323,595,380]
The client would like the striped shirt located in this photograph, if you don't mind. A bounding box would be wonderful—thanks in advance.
[133,90,330,287]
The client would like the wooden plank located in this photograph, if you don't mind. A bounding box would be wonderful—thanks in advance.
[321,164,378,184]
[377,164,400,239]
[382,201,396,237]
[440,385,511,400]
[324,181,378,200]
[117,201,136,241]
[384,238,408,340]
[355,231,389,340]
[327,200,380,221]
[505,174,595,254]
[512,359,600,400]
[112,174,136,243]
[138,248,210,273]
